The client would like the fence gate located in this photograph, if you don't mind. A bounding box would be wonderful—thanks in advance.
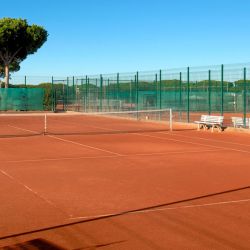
[52,79,67,112]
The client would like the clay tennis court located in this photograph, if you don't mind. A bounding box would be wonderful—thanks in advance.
[0,112,250,249]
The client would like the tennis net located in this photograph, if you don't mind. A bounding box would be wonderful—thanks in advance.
[0,109,173,138]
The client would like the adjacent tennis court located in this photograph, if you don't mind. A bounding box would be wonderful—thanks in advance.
[0,111,250,249]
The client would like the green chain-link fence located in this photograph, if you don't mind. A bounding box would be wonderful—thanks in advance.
[1,63,250,128]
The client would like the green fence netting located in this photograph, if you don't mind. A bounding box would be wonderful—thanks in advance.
[63,63,250,128]
[0,88,44,111]
[3,63,250,128]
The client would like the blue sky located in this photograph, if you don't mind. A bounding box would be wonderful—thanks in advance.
[1,0,250,76]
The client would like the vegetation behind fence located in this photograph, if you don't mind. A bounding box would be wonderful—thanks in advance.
[1,63,250,127]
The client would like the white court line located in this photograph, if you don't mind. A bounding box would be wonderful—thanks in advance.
[3,148,224,164]
[48,135,122,156]
[0,169,73,218]
[159,131,250,148]
[8,122,250,149]
[8,125,40,134]
[69,198,250,221]
[133,132,250,154]
[70,124,250,154]
[7,125,122,157]
[7,123,250,158]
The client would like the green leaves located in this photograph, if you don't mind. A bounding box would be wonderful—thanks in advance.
[26,24,48,54]
[0,17,48,87]
[0,18,48,60]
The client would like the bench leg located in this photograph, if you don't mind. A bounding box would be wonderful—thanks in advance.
[211,125,214,132]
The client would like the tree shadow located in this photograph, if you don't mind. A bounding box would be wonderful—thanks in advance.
[0,185,249,242]
[0,238,65,250]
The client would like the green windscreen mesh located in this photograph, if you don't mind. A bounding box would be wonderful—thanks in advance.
[0,88,44,111]
[63,64,250,128]
[3,63,250,128]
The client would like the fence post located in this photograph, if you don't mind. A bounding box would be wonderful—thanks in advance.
[134,75,137,112]
[187,67,190,122]
[87,77,90,110]
[221,64,224,115]
[155,73,158,109]
[159,70,162,110]
[51,76,55,112]
[79,78,82,111]
[85,75,88,112]
[208,70,211,115]
[179,72,182,121]
[72,76,75,110]
[85,76,87,111]
[130,79,133,110]
[243,67,247,127]
[117,73,120,110]
[107,78,110,111]
[100,74,103,111]
[66,77,69,110]
[95,78,98,111]
[136,72,139,117]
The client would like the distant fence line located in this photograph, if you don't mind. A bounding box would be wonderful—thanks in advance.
[1,63,250,127]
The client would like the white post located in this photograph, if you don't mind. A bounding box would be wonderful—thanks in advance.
[44,113,47,135]
[169,108,173,132]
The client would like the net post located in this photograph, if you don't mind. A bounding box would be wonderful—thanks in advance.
[44,113,47,135]
[169,108,173,131]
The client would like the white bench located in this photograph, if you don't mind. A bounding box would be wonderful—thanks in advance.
[232,117,250,129]
[194,115,224,132]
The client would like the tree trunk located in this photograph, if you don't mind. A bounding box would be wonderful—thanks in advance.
[5,64,9,88]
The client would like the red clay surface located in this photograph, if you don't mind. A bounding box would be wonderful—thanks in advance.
[0,114,250,249]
